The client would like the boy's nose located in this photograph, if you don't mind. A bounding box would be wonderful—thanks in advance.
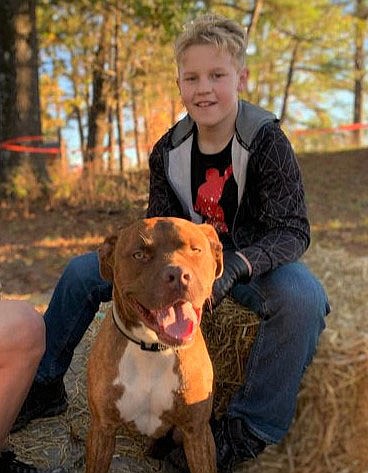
[196,77,212,93]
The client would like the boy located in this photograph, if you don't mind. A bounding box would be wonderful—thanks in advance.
[13,14,329,473]
[0,299,65,473]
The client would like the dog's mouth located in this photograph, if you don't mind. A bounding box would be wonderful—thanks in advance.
[130,299,201,346]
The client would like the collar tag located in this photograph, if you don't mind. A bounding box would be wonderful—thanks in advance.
[140,341,167,352]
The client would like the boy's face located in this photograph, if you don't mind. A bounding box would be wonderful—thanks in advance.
[177,44,247,132]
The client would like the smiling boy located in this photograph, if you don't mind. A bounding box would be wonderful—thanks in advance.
[146,14,330,472]
[14,13,329,473]
[177,43,246,152]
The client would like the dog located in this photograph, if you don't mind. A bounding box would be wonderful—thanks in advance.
[86,217,223,473]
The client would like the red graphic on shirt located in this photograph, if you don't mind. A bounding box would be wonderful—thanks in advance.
[194,165,233,233]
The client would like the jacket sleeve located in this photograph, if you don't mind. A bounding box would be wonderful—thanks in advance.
[235,122,310,278]
[146,133,185,218]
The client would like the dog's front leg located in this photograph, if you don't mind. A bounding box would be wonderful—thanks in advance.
[182,423,217,473]
[85,420,117,473]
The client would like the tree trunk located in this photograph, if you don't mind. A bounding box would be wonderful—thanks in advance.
[280,40,299,124]
[116,92,125,174]
[143,102,150,160]
[86,9,113,173]
[113,3,126,174]
[247,0,264,42]
[70,64,86,163]
[74,104,85,163]
[243,0,264,98]
[131,82,141,168]
[352,0,366,147]
[0,0,44,191]
[107,107,115,172]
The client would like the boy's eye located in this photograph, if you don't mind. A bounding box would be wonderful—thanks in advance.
[212,73,226,79]
[184,76,196,82]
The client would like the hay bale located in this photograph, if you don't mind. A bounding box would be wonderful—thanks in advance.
[202,298,259,415]
[203,301,368,473]
[254,329,368,473]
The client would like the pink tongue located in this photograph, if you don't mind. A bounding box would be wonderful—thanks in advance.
[157,302,197,341]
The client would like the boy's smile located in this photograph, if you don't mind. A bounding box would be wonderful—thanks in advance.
[177,44,247,141]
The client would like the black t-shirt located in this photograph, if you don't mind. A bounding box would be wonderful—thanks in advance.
[191,130,238,237]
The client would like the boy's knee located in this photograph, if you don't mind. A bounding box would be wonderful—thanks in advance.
[270,263,328,317]
[63,252,111,305]
[65,253,88,277]
[16,302,45,357]
[260,265,328,344]
[64,252,99,283]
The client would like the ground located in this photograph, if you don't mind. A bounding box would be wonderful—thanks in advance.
[1,148,367,472]
[1,148,367,299]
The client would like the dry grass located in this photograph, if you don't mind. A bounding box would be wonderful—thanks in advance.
[9,245,368,473]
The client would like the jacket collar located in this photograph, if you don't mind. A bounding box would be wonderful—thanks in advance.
[170,100,278,150]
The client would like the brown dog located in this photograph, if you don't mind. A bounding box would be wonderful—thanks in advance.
[86,217,223,473]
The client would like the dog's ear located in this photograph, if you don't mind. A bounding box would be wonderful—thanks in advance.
[198,223,223,279]
[98,235,118,282]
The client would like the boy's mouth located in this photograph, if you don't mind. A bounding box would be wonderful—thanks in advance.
[195,101,216,108]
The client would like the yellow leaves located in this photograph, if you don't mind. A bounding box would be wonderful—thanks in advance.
[39,75,66,135]
[8,160,42,202]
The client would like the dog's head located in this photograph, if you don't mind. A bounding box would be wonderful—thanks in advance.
[98,217,223,347]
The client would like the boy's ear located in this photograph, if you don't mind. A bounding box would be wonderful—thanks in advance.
[237,67,248,92]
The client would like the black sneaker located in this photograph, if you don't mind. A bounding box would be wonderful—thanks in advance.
[148,429,178,460]
[213,416,267,473]
[163,446,189,473]
[163,416,266,473]
[11,378,68,433]
[0,450,66,473]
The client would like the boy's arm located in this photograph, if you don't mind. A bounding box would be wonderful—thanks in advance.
[236,123,310,278]
[146,134,184,218]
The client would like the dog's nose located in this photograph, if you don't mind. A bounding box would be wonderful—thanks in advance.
[163,265,192,289]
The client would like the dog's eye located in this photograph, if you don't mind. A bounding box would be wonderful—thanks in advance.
[132,251,147,261]
[191,246,202,253]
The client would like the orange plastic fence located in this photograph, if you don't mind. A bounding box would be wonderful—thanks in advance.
[0,136,60,154]
[1,124,367,156]
[293,122,368,136]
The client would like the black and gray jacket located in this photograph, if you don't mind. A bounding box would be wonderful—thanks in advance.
[146,100,310,278]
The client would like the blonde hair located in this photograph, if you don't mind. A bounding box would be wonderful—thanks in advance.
[175,14,248,67]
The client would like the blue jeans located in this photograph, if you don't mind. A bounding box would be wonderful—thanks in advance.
[229,262,329,443]
[36,252,329,445]
[37,252,112,382]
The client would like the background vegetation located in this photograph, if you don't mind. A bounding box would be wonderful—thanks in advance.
[0,0,367,198]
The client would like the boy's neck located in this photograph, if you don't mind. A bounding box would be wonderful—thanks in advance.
[196,124,235,154]
[195,102,238,154]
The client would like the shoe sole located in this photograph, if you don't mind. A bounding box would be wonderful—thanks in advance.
[11,400,68,433]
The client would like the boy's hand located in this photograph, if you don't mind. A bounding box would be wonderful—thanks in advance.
[211,251,250,308]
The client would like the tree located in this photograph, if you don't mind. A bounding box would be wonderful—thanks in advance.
[36,0,191,173]
[352,0,367,145]
[0,0,45,192]
[86,6,113,172]
[245,0,351,128]
[9,0,362,183]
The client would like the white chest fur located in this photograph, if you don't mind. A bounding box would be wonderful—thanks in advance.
[113,343,179,436]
